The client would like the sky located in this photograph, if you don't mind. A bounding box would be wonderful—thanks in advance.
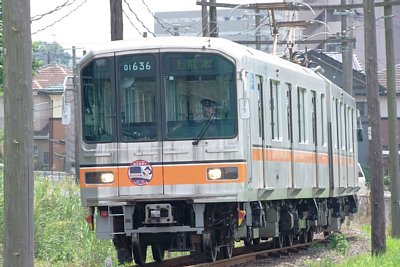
[30,0,259,54]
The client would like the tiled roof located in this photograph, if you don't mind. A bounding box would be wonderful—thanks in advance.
[377,64,400,92]
[32,64,72,90]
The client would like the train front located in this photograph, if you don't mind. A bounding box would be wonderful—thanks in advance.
[78,40,246,264]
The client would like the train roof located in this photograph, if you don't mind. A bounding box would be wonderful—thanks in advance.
[80,36,354,99]
[81,36,307,72]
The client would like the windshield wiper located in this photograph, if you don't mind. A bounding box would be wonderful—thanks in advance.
[192,113,215,145]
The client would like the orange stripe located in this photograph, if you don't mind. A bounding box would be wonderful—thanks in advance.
[80,163,246,188]
[252,148,350,165]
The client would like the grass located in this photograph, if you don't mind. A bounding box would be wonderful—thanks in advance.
[0,173,118,266]
[305,224,400,267]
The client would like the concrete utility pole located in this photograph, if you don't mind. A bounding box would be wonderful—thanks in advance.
[384,0,400,238]
[363,0,386,255]
[3,0,34,266]
[201,0,209,36]
[341,0,353,95]
[110,0,123,41]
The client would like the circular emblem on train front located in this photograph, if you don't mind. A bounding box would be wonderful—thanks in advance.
[128,160,153,186]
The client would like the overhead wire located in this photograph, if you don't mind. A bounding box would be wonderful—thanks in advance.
[32,0,89,35]
[139,0,174,35]
[31,0,78,22]
[123,0,155,37]
[123,10,143,36]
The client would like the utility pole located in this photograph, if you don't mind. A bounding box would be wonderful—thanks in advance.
[209,0,218,37]
[384,0,400,238]
[201,0,209,36]
[110,0,123,41]
[72,46,80,183]
[255,8,261,50]
[3,0,34,266]
[363,0,386,255]
[341,0,353,94]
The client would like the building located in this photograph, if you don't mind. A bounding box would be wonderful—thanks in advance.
[32,64,72,172]
[154,8,292,53]
[298,0,400,70]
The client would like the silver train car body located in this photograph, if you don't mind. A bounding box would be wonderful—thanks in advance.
[77,37,360,265]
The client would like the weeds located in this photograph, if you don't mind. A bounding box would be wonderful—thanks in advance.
[329,233,349,254]
[0,173,118,266]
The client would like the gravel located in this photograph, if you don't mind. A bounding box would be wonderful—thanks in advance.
[249,223,371,267]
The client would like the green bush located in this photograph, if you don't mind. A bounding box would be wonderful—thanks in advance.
[0,173,118,266]
[329,233,349,255]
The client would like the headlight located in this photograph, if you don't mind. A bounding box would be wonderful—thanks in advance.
[85,172,114,184]
[208,168,222,180]
[207,167,238,181]
[101,173,114,183]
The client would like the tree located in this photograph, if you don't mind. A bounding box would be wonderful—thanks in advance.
[3,0,34,266]
[33,41,72,66]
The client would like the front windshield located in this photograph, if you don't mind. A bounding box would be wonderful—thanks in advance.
[81,52,237,143]
[81,58,114,142]
[163,53,237,140]
[118,54,157,141]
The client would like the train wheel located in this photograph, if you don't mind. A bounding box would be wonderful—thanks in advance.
[284,234,294,247]
[113,236,132,264]
[273,235,283,248]
[253,237,261,245]
[323,231,331,237]
[151,242,164,263]
[299,230,308,244]
[132,233,147,266]
[221,239,234,259]
[203,230,218,262]
[307,229,314,243]
[244,226,252,246]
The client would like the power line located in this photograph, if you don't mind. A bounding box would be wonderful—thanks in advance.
[123,10,143,36]
[32,0,89,35]
[123,0,155,37]
[140,0,174,35]
[31,0,78,22]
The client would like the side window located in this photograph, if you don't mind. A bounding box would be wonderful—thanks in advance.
[270,80,281,140]
[335,99,340,149]
[297,87,306,143]
[321,93,327,146]
[311,91,317,145]
[345,105,353,153]
[81,58,114,142]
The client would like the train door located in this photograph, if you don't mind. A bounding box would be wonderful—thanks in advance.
[254,75,266,188]
[286,84,294,187]
[311,91,318,187]
[339,102,346,187]
[116,52,164,196]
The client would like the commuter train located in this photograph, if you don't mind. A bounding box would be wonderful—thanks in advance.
[75,37,360,265]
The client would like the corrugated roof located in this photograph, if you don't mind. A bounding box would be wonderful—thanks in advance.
[377,64,400,92]
[32,64,72,90]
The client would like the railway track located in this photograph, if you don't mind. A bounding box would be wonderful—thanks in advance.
[132,233,331,267]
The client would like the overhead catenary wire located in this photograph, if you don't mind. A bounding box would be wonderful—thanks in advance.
[32,0,89,35]
[123,0,155,37]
